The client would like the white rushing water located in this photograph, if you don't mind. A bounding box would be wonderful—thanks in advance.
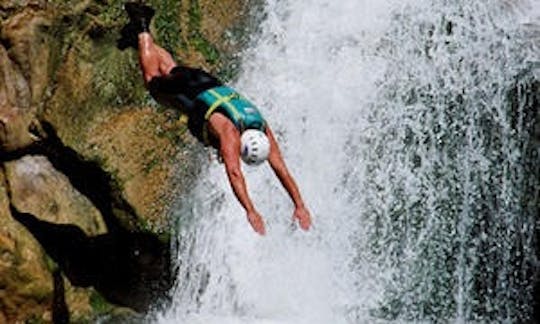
[156,0,539,323]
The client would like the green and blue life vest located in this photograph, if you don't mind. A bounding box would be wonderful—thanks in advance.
[196,86,267,143]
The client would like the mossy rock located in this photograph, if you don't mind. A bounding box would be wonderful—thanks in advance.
[0,0,264,321]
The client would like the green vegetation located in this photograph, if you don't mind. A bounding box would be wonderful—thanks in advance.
[90,45,147,108]
[142,152,160,174]
[151,0,185,53]
[25,316,47,324]
[187,0,221,65]
[89,290,115,315]
[149,0,221,66]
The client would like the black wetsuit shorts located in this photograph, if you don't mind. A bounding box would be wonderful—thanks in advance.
[147,66,222,143]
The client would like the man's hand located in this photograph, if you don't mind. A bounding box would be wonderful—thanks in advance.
[246,210,266,235]
[293,206,312,231]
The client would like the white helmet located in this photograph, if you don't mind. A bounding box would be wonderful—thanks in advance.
[240,129,270,165]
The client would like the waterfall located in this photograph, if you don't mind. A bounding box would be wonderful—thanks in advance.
[155,0,539,323]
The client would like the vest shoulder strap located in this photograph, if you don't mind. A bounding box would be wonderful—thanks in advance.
[197,86,266,130]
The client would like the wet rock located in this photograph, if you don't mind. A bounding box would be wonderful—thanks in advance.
[0,0,257,321]
[0,106,38,153]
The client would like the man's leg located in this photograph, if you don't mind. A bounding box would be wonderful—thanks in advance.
[137,32,177,84]
[117,3,176,83]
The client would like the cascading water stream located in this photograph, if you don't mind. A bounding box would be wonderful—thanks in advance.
[155,0,539,323]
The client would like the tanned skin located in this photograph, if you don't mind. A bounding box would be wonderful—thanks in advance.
[137,33,311,235]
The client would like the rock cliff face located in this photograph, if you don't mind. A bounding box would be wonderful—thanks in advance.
[0,0,257,321]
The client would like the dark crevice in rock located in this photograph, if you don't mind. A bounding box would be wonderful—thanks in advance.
[52,268,69,324]
[3,121,134,233]
[8,204,172,313]
[0,36,12,50]
[1,120,175,313]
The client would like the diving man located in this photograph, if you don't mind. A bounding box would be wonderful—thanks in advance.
[118,2,311,235]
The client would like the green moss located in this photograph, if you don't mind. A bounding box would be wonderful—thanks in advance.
[192,35,221,65]
[89,290,114,315]
[135,217,172,243]
[187,0,221,65]
[25,315,48,324]
[151,0,185,53]
[188,0,203,31]
[142,151,161,174]
[43,255,58,273]
[155,120,189,145]
[92,0,127,28]
[90,44,147,108]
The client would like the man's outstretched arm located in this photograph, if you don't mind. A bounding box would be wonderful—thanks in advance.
[266,127,312,231]
[210,114,266,235]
